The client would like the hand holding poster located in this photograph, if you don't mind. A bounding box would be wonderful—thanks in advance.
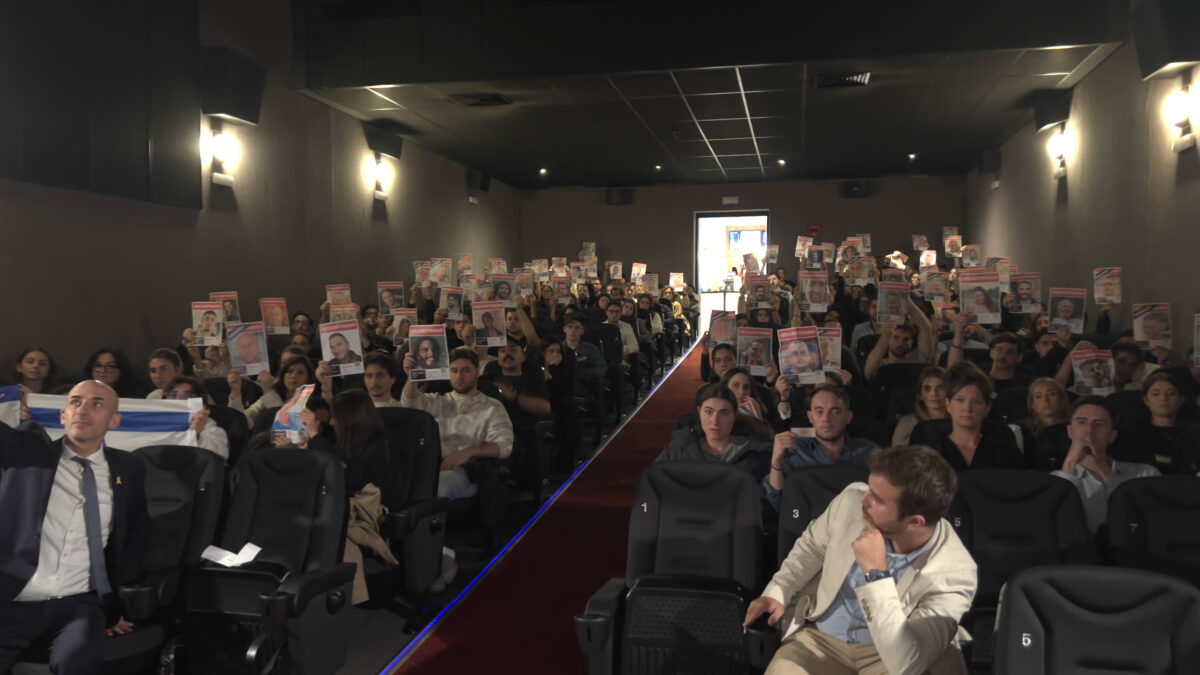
[1048,288,1086,334]
[325,283,352,306]
[226,322,269,375]
[778,327,823,384]
[259,298,290,335]
[818,326,842,372]
[273,384,316,444]
[913,234,929,251]
[1009,273,1042,313]
[1093,267,1122,304]
[1072,348,1115,396]
[439,286,465,320]
[408,325,449,381]
[473,301,507,347]
[706,311,736,348]
[191,301,224,347]
[377,281,405,315]
[797,271,828,312]
[210,291,241,324]
[737,327,773,377]
[745,274,771,308]
[959,271,1001,324]
[1133,303,1172,349]
[389,307,417,346]
[320,320,364,377]
[878,282,910,325]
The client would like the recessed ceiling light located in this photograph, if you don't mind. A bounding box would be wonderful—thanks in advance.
[908,153,917,161]
[777,159,786,166]
[654,165,662,171]
[538,168,548,176]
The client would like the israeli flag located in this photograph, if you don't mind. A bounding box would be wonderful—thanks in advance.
[0,385,21,427]
[26,394,202,451]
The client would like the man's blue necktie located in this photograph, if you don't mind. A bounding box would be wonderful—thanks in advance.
[71,456,111,597]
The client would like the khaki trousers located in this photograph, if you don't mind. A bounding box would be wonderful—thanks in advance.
[765,627,900,675]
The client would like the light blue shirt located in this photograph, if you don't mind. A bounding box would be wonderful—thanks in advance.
[813,522,940,644]
[762,435,877,510]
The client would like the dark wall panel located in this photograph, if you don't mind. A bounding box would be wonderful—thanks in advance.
[148,0,201,208]
[89,0,151,200]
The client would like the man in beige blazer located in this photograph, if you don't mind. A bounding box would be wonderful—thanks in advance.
[744,445,977,675]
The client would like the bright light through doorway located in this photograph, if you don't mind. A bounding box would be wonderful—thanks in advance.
[695,211,768,334]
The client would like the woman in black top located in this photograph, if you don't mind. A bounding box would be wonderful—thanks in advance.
[910,362,1025,471]
[308,389,393,498]
[1129,371,1199,474]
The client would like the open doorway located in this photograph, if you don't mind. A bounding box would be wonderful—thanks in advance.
[694,210,769,335]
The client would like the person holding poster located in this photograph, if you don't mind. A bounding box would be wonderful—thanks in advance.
[259,298,290,334]
[1133,303,1172,350]
[707,310,737,348]
[440,286,465,320]
[1009,274,1042,314]
[413,261,431,286]
[778,327,823,384]
[1049,288,1086,334]
[737,327,773,377]
[456,253,473,274]
[429,258,451,286]
[959,271,1001,324]
[913,234,929,250]
[1093,267,1122,304]
[877,282,909,325]
[192,302,223,346]
[818,326,842,371]
[377,282,405,315]
[227,322,269,375]
[797,272,828,312]
[473,301,506,347]
[325,284,352,305]
[321,321,364,377]
[408,326,450,381]
[1071,349,1115,396]
[805,248,823,269]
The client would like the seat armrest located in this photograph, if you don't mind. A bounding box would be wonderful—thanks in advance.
[118,569,180,620]
[745,615,781,669]
[574,577,626,674]
[388,497,449,536]
[276,563,356,616]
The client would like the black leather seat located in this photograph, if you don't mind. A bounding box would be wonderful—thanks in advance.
[207,404,248,463]
[182,448,355,675]
[995,565,1200,674]
[575,462,769,675]
[777,464,869,564]
[1106,475,1200,586]
[991,387,1029,424]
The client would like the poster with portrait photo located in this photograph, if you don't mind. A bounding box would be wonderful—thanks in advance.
[818,326,842,372]
[273,384,316,444]
[945,235,962,258]
[707,310,736,348]
[428,258,452,287]
[1072,348,1115,396]
[795,236,813,258]
[472,301,507,347]
[551,257,568,277]
[515,268,535,298]
[330,304,357,322]
[210,291,241,324]
[878,282,910,325]
[745,274,771,309]
[820,243,836,264]
[857,234,873,254]
[488,258,508,274]
[1009,273,1043,314]
[913,234,929,251]
[259,298,290,335]
[462,275,487,303]
[1133,303,1172,350]
[942,226,958,241]
[377,281,405,316]
[1048,288,1086,334]
[390,308,418,346]
[922,269,950,305]
[765,244,780,265]
[630,262,646,281]
[881,268,906,283]
[581,241,596,258]
[490,273,516,308]
[413,261,431,286]
[932,301,959,327]
[959,271,1001,325]
[320,320,364,378]
[840,237,863,262]
[439,286,465,320]
[408,325,449,381]
[985,257,1011,293]
[532,259,550,282]
[191,301,224,347]
[743,252,761,275]
[778,327,823,384]
[883,251,908,271]
[737,327,773,377]
[669,273,685,291]
[797,271,829,312]
[961,245,982,268]
[846,256,876,287]
[806,247,824,269]
[325,283,352,306]
[455,253,473,275]
[1093,267,1122,304]
[226,321,269,376]
[919,250,937,268]
[551,275,572,304]
[642,274,659,296]
[569,262,585,284]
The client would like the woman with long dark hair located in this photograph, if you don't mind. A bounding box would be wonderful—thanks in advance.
[83,348,144,398]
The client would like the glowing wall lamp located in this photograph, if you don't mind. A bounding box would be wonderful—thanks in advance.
[202,125,241,186]
[1163,85,1196,152]
[362,120,404,201]
[1045,124,1072,180]
[372,153,395,201]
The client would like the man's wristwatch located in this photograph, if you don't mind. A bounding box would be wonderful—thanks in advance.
[864,568,892,583]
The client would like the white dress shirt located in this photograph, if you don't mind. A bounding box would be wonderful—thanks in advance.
[16,445,113,601]
[401,390,513,459]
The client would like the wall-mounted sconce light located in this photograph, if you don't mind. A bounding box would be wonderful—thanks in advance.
[1163,82,1196,152]
[371,152,394,201]
[203,123,240,186]
[1045,124,1071,180]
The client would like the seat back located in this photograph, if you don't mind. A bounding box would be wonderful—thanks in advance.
[205,377,262,408]
[627,462,762,591]
[207,404,248,463]
[133,445,225,573]
[996,565,1200,674]
[251,406,281,437]
[1107,388,1150,428]
[847,416,888,448]
[220,448,347,573]
[778,465,869,564]
[946,470,1093,605]
[377,407,443,507]
[1107,475,1200,586]
[992,387,1029,424]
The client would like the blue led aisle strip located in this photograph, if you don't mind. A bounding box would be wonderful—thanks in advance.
[380,341,699,674]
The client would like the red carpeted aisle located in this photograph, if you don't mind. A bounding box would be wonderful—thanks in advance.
[389,346,705,674]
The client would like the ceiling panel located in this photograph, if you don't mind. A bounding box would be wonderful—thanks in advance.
[699,118,752,140]
[687,93,748,120]
[672,67,741,96]
[610,71,676,98]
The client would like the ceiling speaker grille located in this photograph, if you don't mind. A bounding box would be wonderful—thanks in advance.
[813,72,871,88]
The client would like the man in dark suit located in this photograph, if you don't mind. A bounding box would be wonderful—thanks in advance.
[0,380,149,674]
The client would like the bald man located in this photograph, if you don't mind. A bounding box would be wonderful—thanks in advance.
[0,380,149,673]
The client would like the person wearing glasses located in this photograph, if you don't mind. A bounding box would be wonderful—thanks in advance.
[82,348,144,398]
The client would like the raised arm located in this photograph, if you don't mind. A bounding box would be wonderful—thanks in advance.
[907,297,935,363]
[864,321,895,382]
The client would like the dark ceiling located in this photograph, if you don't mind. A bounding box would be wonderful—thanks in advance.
[294,1,1128,189]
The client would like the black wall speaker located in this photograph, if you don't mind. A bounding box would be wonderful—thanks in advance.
[979,149,1001,174]
[1132,0,1200,80]
[201,48,266,125]
[605,188,634,205]
[466,168,490,192]
[363,121,405,160]
[1033,91,1072,132]
[838,179,869,199]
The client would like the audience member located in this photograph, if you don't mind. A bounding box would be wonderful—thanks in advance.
[562,314,606,384]
[745,445,975,675]
[948,327,1031,392]
[363,353,401,407]
[306,389,393,498]
[656,384,772,481]
[891,366,947,446]
[910,362,1025,471]
[145,348,183,400]
[863,297,935,381]
[11,347,57,394]
[82,348,145,398]
[1111,342,1158,392]
[1128,371,1199,473]
[164,376,229,460]
[720,368,778,437]
[228,354,329,428]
